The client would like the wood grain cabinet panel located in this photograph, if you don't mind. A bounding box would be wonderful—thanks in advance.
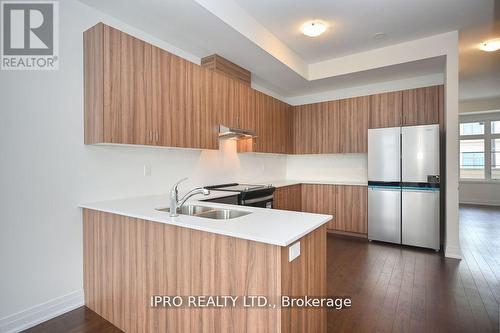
[292,101,340,154]
[369,91,402,128]
[272,99,293,154]
[252,90,267,153]
[235,81,255,131]
[291,104,309,154]
[335,185,367,234]
[338,96,370,153]
[301,184,337,230]
[186,61,218,149]
[162,52,187,148]
[83,209,326,333]
[101,24,151,145]
[85,23,218,149]
[253,91,288,154]
[402,85,441,126]
[274,185,302,211]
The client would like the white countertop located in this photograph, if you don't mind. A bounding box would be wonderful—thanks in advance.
[266,179,368,187]
[79,190,332,247]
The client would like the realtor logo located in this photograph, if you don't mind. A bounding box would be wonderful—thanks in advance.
[1,1,58,70]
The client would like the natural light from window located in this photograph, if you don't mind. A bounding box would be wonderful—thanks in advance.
[459,117,500,181]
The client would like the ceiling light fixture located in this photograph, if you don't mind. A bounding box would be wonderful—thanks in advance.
[479,38,500,52]
[301,21,327,37]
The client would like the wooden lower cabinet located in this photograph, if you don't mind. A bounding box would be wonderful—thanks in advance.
[274,185,302,211]
[335,185,368,234]
[301,184,336,230]
[83,209,326,333]
[275,184,367,235]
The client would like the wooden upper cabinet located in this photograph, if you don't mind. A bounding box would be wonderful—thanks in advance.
[293,96,371,154]
[184,59,218,149]
[335,185,367,234]
[402,85,441,126]
[339,96,370,153]
[324,101,341,154]
[369,91,402,128]
[292,104,309,154]
[84,23,218,149]
[213,72,232,129]
[253,91,273,153]
[292,101,340,154]
[84,23,151,145]
[228,79,255,131]
[273,99,292,154]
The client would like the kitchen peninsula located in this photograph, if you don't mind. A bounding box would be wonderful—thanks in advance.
[80,192,331,333]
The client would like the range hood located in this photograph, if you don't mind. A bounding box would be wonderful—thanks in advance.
[218,125,257,140]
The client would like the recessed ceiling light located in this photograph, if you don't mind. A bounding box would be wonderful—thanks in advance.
[374,32,386,40]
[479,38,500,52]
[301,21,327,37]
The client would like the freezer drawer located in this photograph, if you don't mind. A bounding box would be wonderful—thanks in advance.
[368,127,401,182]
[401,124,440,183]
[402,188,439,250]
[368,186,401,244]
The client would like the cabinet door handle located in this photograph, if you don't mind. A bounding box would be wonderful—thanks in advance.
[149,131,152,143]
[155,131,159,143]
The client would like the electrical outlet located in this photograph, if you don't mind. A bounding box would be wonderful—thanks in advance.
[288,241,300,262]
[144,164,152,176]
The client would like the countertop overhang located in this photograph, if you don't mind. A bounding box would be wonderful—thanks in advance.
[79,190,332,247]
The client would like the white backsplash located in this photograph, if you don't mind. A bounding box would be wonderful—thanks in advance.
[81,139,287,202]
[286,153,368,183]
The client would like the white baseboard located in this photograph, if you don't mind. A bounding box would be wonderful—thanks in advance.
[0,290,84,333]
[459,200,500,206]
[445,245,462,260]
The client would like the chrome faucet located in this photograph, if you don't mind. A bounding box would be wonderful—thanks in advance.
[169,178,210,217]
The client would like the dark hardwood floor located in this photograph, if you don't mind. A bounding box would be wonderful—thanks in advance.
[21,307,123,333]
[23,204,500,333]
[328,204,500,333]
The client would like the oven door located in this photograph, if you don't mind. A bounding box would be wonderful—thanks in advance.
[241,195,274,208]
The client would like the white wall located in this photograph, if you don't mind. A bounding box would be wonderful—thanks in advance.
[0,0,286,326]
[460,182,500,206]
[460,96,500,113]
[286,154,367,184]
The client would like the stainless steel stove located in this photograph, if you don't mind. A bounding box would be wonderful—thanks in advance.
[204,183,276,208]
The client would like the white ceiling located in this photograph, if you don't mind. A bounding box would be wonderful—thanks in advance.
[234,0,491,62]
[78,0,499,101]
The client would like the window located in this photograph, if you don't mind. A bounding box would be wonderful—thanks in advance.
[492,138,500,180]
[459,116,500,181]
[460,122,484,135]
[460,139,484,179]
[492,121,500,134]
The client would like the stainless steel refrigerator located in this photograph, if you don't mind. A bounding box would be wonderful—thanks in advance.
[367,124,440,250]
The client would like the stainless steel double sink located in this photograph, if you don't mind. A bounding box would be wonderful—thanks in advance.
[156,205,251,220]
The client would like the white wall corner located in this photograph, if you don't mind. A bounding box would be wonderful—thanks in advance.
[445,245,462,260]
[0,290,84,333]
[444,30,461,261]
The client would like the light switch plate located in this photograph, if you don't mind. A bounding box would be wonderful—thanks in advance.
[144,164,152,176]
[288,241,300,262]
